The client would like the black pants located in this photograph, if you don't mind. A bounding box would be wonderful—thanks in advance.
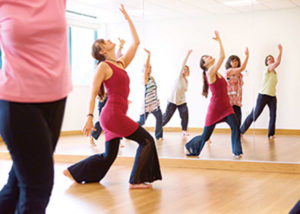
[162,102,189,131]
[68,126,162,184]
[137,107,163,140]
[240,94,277,137]
[0,98,66,214]
[91,97,107,140]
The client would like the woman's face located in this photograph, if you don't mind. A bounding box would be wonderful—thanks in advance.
[183,66,190,77]
[230,58,239,68]
[99,39,116,55]
[203,55,215,68]
[266,56,275,65]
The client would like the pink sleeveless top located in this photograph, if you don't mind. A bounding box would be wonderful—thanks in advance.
[100,61,139,141]
[205,75,234,126]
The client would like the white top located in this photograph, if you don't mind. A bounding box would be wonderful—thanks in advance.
[168,57,189,105]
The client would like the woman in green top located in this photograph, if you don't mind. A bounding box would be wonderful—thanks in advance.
[240,44,282,139]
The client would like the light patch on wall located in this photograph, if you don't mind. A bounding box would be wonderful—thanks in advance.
[223,0,257,7]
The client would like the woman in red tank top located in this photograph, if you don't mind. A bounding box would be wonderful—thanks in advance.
[64,4,161,189]
[185,31,243,159]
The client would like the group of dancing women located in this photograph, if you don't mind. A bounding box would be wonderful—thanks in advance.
[0,1,286,213]
[65,4,283,188]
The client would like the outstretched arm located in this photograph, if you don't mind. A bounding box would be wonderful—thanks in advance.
[83,63,109,137]
[144,48,151,85]
[268,44,282,71]
[207,31,225,79]
[227,47,249,77]
[118,4,140,68]
[179,49,192,76]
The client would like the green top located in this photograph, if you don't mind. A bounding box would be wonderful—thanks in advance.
[260,68,278,96]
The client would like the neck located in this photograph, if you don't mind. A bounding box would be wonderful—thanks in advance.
[106,57,117,63]
[105,51,117,63]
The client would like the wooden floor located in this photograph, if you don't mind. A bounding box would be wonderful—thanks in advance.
[0,132,300,213]
[0,160,299,214]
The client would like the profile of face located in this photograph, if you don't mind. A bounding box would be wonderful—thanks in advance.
[183,65,190,77]
[230,58,239,68]
[98,39,116,56]
[266,55,275,66]
[203,55,215,68]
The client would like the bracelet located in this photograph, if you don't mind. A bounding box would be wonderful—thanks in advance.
[86,113,94,117]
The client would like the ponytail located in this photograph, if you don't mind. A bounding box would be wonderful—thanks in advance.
[200,55,209,98]
[92,39,106,99]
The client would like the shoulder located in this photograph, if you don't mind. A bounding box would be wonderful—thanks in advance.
[96,62,111,74]
[117,59,125,68]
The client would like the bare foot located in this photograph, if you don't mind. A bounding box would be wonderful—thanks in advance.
[90,137,96,146]
[63,169,75,181]
[269,135,275,140]
[129,183,152,189]
[232,154,243,160]
[182,131,189,136]
[206,139,212,144]
[156,138,163,143]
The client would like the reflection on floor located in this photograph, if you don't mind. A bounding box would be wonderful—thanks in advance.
[0,160,299,214]
[32,132,300,162]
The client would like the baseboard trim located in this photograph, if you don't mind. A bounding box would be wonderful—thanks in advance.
[0,152,298,173]
[1,128,299,144]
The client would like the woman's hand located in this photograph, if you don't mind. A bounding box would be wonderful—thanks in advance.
[144,48,150,54]
[245,47,249,56]
[82,117,96,137]
[213,30,221,41]
[120,4,130,20]
[278,43,282,52]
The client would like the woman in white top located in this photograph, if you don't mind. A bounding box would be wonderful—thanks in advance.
[162,50,192,136]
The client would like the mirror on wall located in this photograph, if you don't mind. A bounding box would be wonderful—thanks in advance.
[54,0,300,163]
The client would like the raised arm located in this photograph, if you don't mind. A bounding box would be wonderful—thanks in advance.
[118,4,140,68]
[207,31,225,78]
[83,63,109,137]
[144,48,151,85]
[179,49,192,77]
[268,44,282,71]
[227,47,249,77]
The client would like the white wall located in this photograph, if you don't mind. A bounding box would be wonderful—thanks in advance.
[61,8,300,131]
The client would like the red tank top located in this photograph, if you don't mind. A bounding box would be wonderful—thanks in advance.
[205,75,234,126]
[100,61,139,141]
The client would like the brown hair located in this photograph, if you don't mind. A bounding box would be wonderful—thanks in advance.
[200,55,209,98]
[91,39,106,99]
[265,55,273,66]
[184,65,190,76]
[225,55,241,69]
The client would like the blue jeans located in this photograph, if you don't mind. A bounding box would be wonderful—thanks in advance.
[0,98,66,214]
[185,114,243,156]
[162,102,189,131]
[91,97,107,140]
[232,105,242,128]
[240,94,277,137]
[138,107,163,140]
[68,126,162,184]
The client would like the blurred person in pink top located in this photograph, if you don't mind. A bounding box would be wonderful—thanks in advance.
[0,1,72,213]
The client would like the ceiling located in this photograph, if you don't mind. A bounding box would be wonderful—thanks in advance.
[66,0,300,23]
